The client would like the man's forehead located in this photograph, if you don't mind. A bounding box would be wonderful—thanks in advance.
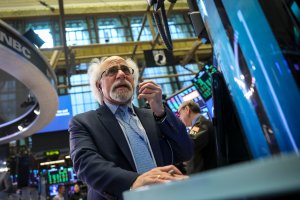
[178,105,184,111]
[102,57,127,69]
[178,103,187,111]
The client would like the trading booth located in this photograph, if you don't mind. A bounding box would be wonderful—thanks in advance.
[124,0,300,199]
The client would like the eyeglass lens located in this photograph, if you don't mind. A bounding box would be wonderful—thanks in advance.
[105,65,133,76]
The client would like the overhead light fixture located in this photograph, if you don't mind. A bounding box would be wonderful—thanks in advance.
[18,125,24,131]
[40,159,65,166]
[34,109,40,115]
[0,167,9,172]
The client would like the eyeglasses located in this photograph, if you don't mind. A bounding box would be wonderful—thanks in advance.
[178,106,186,116]
[101,65,134,79]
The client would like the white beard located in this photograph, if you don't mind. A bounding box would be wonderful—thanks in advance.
[110,80,133,103]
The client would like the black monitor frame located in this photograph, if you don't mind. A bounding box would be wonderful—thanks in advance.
[212,72,252,166]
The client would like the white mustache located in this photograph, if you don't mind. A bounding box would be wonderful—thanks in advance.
[112,80,132,91]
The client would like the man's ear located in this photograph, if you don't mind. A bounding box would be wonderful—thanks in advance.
[186,106,191,114]
[96,81,101,90]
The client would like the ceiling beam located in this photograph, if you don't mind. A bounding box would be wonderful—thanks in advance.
[41,39,212,67]
[49,50,62,69]
[0,1,189,19]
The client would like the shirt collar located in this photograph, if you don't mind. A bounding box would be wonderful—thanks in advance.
[192,113,201,127]
[104,100,135,115]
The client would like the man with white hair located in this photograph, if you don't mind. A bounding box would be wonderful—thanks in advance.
[69,56,193,200]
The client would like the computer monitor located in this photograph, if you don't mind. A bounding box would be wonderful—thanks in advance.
[47,167,69,185]
[37,95,73,133]
[29,169,39,187]
[49,184,59,196]
[165,85,210,119]
[212,72,251,166]
[192,64,217,102]
[67,167,77,183]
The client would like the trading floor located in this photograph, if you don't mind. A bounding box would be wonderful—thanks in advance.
[0,0,300,199]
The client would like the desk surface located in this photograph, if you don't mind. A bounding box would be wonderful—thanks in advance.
[123,153,300,200]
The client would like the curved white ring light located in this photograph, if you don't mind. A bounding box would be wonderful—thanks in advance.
[0,20,58,144]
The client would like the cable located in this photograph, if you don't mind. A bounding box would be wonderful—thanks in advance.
[153,3,173,50]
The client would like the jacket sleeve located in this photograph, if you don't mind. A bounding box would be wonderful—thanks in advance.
[69,114,139,199]
[157,108,194,163]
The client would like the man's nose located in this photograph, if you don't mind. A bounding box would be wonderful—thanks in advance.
[115,68,126,79]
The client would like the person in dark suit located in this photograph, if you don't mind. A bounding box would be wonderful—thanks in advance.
[69,183,86,200]
[178,100,217,174]
[69,56,193,200]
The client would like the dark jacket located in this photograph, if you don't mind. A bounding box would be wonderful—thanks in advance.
[186,115,217,174]
[70,192,86,200]
[69,105,193,200]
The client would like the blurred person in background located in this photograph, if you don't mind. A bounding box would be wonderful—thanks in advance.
[178,100,217,174]
[53,184,65,200]
[69,183,86,200]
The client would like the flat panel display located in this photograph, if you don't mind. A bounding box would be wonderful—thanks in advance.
[192,64,217,101]
[47,168,69,185]
[38,95,73,133]
[166,85,209,118]
[49,184,59,196]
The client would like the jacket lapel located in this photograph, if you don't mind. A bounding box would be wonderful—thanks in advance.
[96,105,136,170]
[134,107,164,166]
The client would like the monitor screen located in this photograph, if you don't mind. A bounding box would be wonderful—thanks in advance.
[67,167,77,183]
[166,85,207,117]
[192,64,217,101]
[10,174,18,185]
[37,95,73,133]
[47,168,69,185]
[291,1,300,23]
[49,184,59,196]
[29,169,39,187]
[212,72,251,166]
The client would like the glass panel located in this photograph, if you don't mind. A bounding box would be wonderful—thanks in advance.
[97,18,130,43]
[168,14,195,39]
[68,73,98,115]
[130,16,154,41]
[65,20,90,46]
[176,64,200,88]
[26,22,54,48]
[143,66,177,97]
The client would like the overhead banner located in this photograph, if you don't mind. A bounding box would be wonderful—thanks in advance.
[144,49,175,67]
